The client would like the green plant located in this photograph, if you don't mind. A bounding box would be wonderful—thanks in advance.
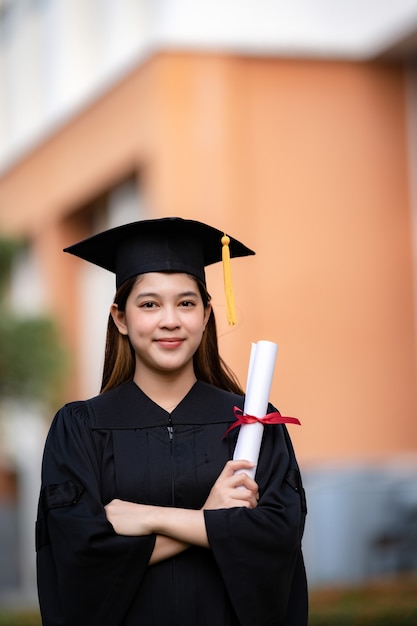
[0,610,41,626]
[309,575,417,626]
[0,238,67,406]
[0,309,66,404]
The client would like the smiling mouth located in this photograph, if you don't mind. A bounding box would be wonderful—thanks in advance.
[156,338,184,348]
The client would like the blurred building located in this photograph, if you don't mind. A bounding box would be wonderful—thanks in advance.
[0,0,416,606]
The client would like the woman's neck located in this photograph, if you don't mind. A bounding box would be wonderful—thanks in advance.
[133,366,197,413]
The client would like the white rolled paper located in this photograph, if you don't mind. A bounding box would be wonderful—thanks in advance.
[233,340,278,479]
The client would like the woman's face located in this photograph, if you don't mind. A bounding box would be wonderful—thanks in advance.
[111,272,211,379]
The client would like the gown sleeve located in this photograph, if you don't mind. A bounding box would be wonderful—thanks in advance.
[36,402,156,626]
[204,423,308,626]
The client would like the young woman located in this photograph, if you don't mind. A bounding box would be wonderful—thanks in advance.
[36,217,308,626]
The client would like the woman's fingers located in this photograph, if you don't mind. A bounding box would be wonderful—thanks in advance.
[219,459,256,478]
[105,499,152,536]
[203,459,260,510]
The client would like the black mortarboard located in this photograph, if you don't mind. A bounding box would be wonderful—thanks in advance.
[64,217,255,325]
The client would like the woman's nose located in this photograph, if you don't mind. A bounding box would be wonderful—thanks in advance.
[159,306,180,328]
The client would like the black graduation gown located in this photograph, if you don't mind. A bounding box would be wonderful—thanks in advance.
[36,380,308,626]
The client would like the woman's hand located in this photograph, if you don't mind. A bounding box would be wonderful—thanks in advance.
[105,499,153,536]
[203,459,259,510]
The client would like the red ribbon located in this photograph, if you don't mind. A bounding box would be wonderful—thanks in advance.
[223,406,301,439]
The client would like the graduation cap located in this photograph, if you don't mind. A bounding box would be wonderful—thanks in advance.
[64,216,255,325]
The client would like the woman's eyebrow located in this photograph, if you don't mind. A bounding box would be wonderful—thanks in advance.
[134,291,158,299]
[178,290,199,298]
[134,290,199,300]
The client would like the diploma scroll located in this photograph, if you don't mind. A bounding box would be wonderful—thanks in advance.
[233,340,278,479]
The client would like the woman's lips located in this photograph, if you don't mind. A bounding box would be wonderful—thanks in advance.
[155,338,184,349]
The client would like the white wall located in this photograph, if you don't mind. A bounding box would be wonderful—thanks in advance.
[1,0,417,171]
[0,0,151,169]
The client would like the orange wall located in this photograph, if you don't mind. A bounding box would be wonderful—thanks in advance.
[0,53,415,464]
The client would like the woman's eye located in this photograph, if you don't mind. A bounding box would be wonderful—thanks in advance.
[140,302,157,309]
[180,300,194,307]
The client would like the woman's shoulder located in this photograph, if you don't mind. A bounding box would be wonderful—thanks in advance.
[78,381,138,428]
[51,383,131,427]
[53,399,88,421]
[48,398,94,437]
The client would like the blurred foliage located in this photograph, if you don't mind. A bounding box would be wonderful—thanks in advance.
[0,310,66,404]
[0,237,67,406]
[309,575,417,626]
[0,238,24,299]
[1,577,417,625]
[0,611,41,626]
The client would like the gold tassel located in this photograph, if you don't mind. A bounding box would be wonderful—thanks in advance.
[221,234,237,326]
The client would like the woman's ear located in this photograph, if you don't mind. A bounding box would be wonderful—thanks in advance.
[110,303,129,336]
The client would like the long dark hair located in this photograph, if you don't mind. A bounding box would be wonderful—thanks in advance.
[100,274,244,395]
